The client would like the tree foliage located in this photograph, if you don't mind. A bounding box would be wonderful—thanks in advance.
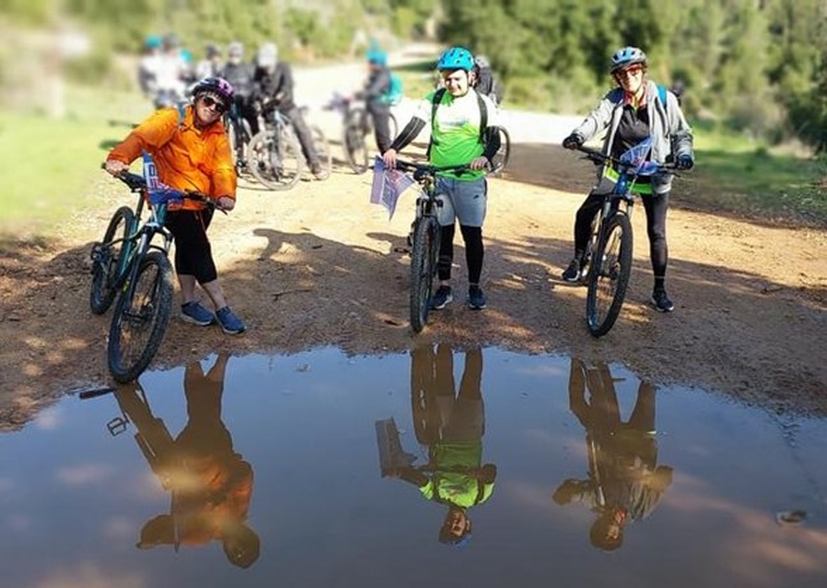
[2,0,826,149]
[439,0,827,150]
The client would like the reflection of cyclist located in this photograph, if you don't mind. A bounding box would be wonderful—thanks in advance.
[561,46,694,313]
[383,46,502,312]
[115,354,259,568]
[104,77,246,335]
[252,42,324,179]
[552,358,673,552]
[390,344,497,545]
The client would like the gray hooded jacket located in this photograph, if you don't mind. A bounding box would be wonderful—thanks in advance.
[570,80,693,194]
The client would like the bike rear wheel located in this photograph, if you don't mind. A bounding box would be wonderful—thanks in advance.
[490,127,511,175]
[344,108,369,174]
[248,127,303,190]
[91,206,135,315]
[311,125,332,180]
[107,251,174,382]
[585,213,633,337]
[389,112,399,141]
[409,216,441,333]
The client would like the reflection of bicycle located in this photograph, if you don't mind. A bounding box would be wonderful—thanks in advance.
[573,137,676,337]
[553,358,672,552]
[90,160,216,382]
[376,344,495,545]
[326,93,398,174]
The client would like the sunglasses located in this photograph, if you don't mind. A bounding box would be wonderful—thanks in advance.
[615,65,644,79]
[200,95,228,113]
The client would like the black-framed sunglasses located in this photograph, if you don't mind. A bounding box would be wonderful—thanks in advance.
[200,95,228,113]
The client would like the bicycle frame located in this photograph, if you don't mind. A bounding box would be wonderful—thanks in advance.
[111,191,174,299]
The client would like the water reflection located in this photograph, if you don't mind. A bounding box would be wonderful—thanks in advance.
[377,344,497,546]
[109,353,259,568]
[552,358,673,551]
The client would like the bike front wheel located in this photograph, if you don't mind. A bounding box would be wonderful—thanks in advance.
[107,251,174,382]
[585,213,633,337]
[90,206,135,315]
[409,216,441,333]
[248,127,304,190]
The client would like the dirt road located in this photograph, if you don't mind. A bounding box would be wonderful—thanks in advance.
[1,47,825,430]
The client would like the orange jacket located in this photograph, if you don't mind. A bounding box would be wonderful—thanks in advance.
[107,106,236,211]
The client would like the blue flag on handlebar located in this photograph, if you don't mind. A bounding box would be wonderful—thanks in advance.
[142,151,183,206]
[619,137,660,176]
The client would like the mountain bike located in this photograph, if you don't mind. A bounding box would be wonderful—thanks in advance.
[90,162,216,382]
[573,137,674,337]
[326,93,398,174]
[246,100,304,190]
[392,159,471,333]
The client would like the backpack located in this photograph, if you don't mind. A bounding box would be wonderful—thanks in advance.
[382,72,404,105]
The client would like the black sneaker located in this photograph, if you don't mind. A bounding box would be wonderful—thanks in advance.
[561,258,584,283]
[468,285,487,310]
[652,288,675,313]
[429,286,453,310]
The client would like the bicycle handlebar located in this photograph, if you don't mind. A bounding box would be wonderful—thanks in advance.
[101,163,222,210]
[574,145,677,174]
[392,158,479,181]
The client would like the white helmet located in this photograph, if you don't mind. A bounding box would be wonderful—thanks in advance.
[257,43,278,69]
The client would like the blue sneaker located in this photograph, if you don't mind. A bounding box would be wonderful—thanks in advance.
[216,306,246,335]
[180,301,215,326]
[429,286,453,310]
[468,285,487,310]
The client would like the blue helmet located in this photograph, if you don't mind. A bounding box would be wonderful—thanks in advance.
[144,35,162,50]
[610,46,647,73]
[437,46,474,72]
[367,48,387,66]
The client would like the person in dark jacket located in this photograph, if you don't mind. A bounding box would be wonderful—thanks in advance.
[252,42,325,179]
[354,48,394,153]
[561,46,694,313]
[219,41,257,141]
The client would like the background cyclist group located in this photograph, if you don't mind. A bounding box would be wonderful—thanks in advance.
[108,40,694,339]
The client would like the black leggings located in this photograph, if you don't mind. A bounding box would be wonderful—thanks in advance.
[165,209,217,284]
[437,224,484,284]
[573,186,669,279]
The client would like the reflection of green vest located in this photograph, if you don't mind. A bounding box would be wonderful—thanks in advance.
[420,442,495,508]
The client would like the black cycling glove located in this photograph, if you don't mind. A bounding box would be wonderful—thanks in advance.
[562,134,584,150]
[676,153,694,170]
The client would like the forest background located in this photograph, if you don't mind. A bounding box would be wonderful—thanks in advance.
[1,0,826,232]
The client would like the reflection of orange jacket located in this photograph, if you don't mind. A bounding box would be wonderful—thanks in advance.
[175,458,253,546]
[107,106,236,211]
